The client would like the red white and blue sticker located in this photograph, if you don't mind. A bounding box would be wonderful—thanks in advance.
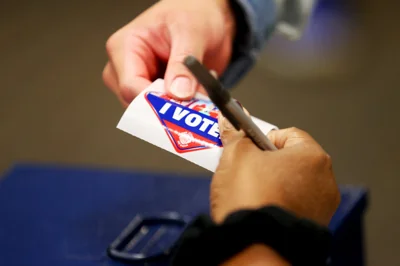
[145,91,222,153]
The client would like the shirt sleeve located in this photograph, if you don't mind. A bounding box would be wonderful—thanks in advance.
[220,0,279,89]
[221,0,317,89]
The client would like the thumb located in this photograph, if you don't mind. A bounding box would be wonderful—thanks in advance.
[164,30,206,100]
[267,127,316,149]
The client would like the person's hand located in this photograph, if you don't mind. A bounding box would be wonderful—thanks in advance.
[103,0,236,107]
[211,113,341,226]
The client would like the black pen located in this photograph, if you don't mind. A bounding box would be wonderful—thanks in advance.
[183,56,277,151]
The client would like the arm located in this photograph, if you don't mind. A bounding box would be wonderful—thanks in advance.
[222,245,290,266]
[221,0,317,88]
[220,0,278,88]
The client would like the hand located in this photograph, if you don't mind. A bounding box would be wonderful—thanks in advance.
[103,0,236,107]
[211,113,341,226]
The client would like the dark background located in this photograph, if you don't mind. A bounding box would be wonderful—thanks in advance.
[0,1,399,265]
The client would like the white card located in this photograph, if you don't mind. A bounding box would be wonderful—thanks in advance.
[117,79,278,172]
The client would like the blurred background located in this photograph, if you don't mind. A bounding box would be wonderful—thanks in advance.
[0,0,399,264]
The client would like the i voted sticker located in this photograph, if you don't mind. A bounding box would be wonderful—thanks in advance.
[116,79,278,172]
[145,92,221,153]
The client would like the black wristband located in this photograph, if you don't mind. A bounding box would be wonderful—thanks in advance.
[170,206,332,266]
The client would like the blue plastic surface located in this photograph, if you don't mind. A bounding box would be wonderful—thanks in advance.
[0,163,368,266]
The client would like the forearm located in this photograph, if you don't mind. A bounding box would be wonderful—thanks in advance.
[222,244,290,266]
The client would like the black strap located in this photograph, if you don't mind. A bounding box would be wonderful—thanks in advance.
[171,206,332,266]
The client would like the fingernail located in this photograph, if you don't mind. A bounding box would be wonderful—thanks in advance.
[210,70,218,78]
[234,100,250,116]
[170,77,194,99]
[234,99,243,109]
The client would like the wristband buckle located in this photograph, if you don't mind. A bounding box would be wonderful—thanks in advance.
[107,212,190,264]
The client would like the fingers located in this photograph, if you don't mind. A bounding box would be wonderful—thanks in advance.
[218,114,244,146]
[164,28,206,100]
[267,127,317,149]
[105,31,154,103]
[102,62,130,108]
[218,107,250,146]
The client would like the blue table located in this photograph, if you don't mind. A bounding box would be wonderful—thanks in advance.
[0,164,368,266]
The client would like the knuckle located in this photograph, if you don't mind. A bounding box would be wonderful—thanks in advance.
[119,85,134,102]
[286,127,305,136]
[105,37,114,54]
[324,153,333,170]
[288,126,300,132]
[102,65,113,90]
[319,151,332,168]
[310,149,332,169]
[105,32,120,55]
[287,127,310,138]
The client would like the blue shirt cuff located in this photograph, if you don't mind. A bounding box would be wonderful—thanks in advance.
[220,0,278,89]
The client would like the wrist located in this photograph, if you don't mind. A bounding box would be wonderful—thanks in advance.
[172,206,332,266]
[218,0,237,44]
[222,244,290,266]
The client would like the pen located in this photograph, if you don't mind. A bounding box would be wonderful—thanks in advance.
[183,56,277,151]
